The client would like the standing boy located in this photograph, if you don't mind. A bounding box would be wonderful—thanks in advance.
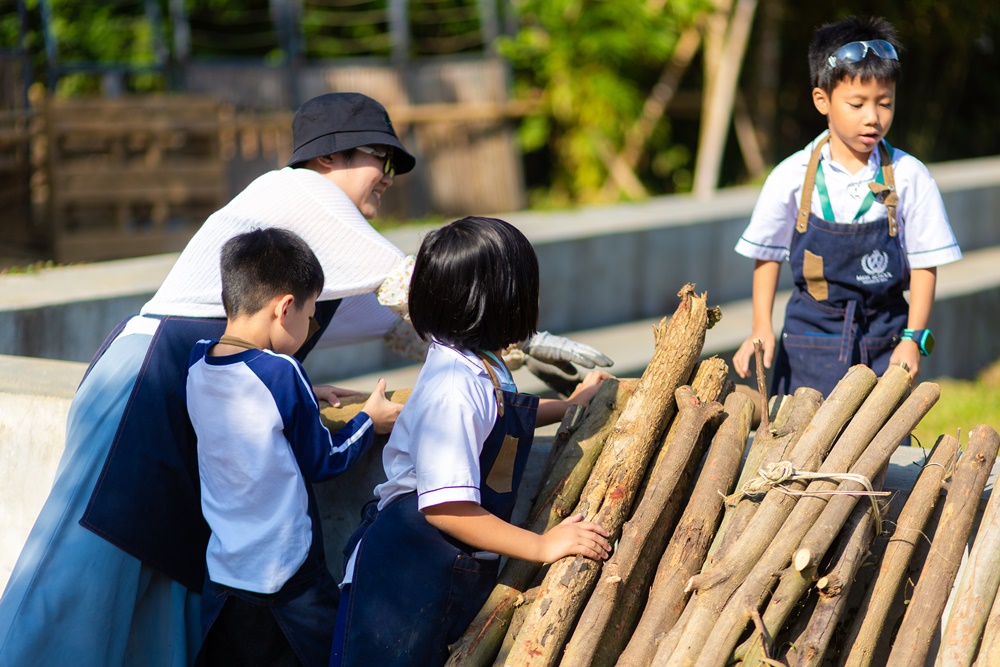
[732,15,961,397]
[186,228,397,666]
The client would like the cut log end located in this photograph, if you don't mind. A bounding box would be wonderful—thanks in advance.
[793,548,812,572]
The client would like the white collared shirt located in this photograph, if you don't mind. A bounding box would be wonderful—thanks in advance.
[375,342,515,512]
[735,132,962,269]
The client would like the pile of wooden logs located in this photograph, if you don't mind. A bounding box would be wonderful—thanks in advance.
[445,284,1000,667]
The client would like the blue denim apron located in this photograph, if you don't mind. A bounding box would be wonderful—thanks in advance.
[80,299,341,592]
[772,136,908,398]
[332,352,539,667]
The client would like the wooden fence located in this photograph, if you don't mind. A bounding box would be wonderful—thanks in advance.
[35,94,229,262]
[0,57,529,263]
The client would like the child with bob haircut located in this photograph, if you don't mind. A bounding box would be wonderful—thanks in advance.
[330,216,613,666]
[732,15,961,398]
[185,228,397,666]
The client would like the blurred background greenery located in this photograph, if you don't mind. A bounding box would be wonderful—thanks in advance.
[2,0,997,206]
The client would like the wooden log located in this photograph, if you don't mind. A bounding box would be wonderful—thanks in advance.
[839,435,958,667]
[447,379,638,666]
[738,489,881,666]
[642,357,734,494]
[540,403,587,482]
[614,392,752,667]
[887,425,1000,667]
[688,365,913,667]
[978,587,1000,667]
[783,499,878,666]
[792,380,940,574]
[503,285,718,667]
[562,387,730,667]
[705,386,823,567]
[936,469,1000,665]
[493,588,539,666]
[652,365,879,667]
[528,379,640,534]
[319,388,410,432]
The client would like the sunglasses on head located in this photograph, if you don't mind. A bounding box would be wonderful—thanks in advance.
[355,145,396,179]
[827,40,898,69]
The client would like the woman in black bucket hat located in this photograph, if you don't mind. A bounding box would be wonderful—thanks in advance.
[0,91,613,667]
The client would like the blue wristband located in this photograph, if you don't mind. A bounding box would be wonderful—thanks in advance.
[899,328,935,357]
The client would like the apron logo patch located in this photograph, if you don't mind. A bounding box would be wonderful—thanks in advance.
[857,249,893,285]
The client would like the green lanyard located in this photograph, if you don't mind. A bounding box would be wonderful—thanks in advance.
[814,151,885,222]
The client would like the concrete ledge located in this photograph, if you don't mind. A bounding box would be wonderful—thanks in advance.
[0,355,85,587]
[3,154,999,382]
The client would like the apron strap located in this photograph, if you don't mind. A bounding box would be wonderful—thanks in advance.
[868,141,899,237]
[475,352,506,418]
[796,136,829,233]
[218,334,261,350]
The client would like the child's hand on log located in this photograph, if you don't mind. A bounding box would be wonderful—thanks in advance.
[566,370,615,407]
[313,384,365,408]
[361,378,402,434]
[889,340,921,380]
[539,514,612,563]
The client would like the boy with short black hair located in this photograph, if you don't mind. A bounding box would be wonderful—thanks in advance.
[186,228,397,666]
[732,15,962,397]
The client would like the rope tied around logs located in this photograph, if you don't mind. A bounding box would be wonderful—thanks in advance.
[723,460,890,534]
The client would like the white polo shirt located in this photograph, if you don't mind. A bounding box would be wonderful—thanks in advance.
[735,132,962,270]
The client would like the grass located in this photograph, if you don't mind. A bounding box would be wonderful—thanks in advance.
[911,359,1000,449]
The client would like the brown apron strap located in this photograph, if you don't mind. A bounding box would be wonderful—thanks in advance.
[797,135,830,233]
[869,141,899,237]
[475,352,506,418]
[218,334,261,351]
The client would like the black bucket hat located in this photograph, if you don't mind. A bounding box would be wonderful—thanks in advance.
[286,92,416,175]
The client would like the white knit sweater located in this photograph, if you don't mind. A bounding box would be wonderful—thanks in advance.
[141,167,405,344]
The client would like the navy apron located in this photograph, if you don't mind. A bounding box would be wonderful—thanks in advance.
[772,136,908,398]
[334,352,539,667]
[80,299,341,592]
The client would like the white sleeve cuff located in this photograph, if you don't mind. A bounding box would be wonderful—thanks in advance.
[417,485,481,511]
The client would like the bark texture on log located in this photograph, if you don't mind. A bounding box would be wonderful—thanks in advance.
[642,357,733,498]
[936,440,1000,666]
[783,503,877,667]
[691,366,912,667]
[706,386,823,567]
[563,387,727,667]
[793,379,939,575]
[839,436,958,667]
[655,365,878,667]
[493,589,539,667]
[887,425,1000,667]
[504,285,717,667]
[978,589,1000,667]
[616,392,752,667]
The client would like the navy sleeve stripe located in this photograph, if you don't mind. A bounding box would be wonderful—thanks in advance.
[417,485,479,496]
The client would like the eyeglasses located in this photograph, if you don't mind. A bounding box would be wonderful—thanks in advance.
[355,145,395,179]
[827,40,898,69]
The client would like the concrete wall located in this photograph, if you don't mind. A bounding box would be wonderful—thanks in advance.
[3,155,1000,383]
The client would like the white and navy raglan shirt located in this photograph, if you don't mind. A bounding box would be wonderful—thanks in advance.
[186,339,374,594]
[735,132,963,270]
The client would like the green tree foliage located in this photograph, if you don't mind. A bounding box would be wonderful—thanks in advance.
[42,0,166,95]
[498,0,709,205]
[750,0,1000,172]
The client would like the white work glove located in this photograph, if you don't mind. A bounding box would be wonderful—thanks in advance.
[518,331,614,374]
